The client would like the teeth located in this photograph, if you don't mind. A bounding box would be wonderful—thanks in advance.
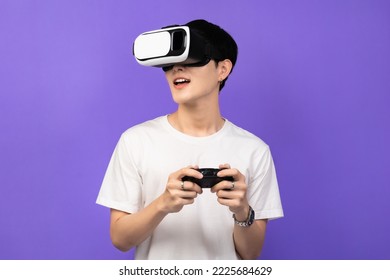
[174,78,190,85]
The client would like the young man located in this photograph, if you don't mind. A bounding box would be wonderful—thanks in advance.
[97,19,283,259]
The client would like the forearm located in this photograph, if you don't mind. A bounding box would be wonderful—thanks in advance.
[110,197,168,252]
[110,171,202,252]
[233,219,267,259]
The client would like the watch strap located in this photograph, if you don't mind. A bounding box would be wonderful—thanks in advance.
[233,206,255,227]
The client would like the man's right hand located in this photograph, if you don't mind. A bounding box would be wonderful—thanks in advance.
[158,165,203,213]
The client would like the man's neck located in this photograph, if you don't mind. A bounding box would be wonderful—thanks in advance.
[168,105,225,137]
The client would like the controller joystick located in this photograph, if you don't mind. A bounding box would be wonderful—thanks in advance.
[182,168,234,188]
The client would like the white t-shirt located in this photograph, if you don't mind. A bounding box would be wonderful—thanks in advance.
[97,116,283,259]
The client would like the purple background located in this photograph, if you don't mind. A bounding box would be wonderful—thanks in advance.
[1,0,389,260]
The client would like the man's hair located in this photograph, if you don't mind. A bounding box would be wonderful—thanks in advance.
[185,19,238,91]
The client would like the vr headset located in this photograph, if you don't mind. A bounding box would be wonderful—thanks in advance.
[133,25,222,71]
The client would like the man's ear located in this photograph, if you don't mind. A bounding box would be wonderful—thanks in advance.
[218,59,233,81]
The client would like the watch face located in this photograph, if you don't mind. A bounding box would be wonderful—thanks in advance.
[248,207,255,225]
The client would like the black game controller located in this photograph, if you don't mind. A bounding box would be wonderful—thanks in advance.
[182,168,234,188]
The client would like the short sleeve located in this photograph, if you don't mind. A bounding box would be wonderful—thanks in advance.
[96,134,143,214]
[247,147,284,220]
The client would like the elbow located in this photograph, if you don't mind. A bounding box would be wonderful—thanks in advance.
[238,250,261,260]
[110,233,134,252]
[236,241,264,260]
[243,253,260,260]
[112,241,131,252]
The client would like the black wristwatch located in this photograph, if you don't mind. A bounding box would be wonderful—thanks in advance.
[233,206,255,227]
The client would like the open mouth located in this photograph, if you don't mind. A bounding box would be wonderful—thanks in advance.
[173,78,190,86]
